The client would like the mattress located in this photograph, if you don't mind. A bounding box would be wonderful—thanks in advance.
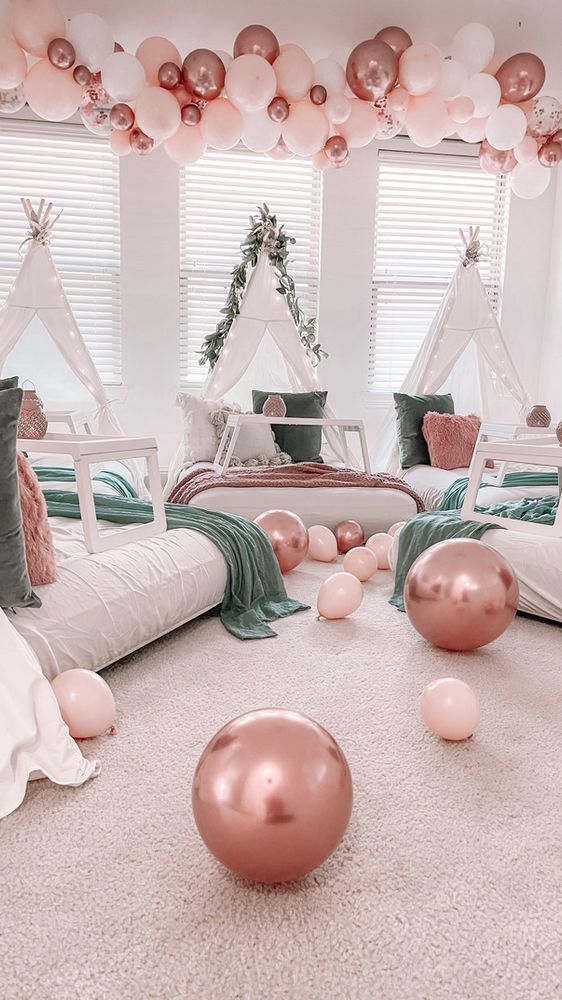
[11,517,227,680]
[402,464,557,512]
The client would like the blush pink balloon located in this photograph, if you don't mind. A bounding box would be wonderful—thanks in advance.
[200,98,243,149]
[282,100,329,156]
[135,36,181,87]
[334,519,364,554]
[420,678,480,741]
[454,116,489,143]
[307,524,338,562]
[399,43,443,96]
[164,123,207,164]
[134,86,181,141]
[24,59,82,121]
[51,668,116,739]
[12,0,65,58]
[325,94,351,124]
[366,533,392,569]
[387,87,409,116]
[110,128,132,156]
[266,136,294,160]
[448,95,475,124]
[317,572,363,620]
[374,26,413,60]
[312,149,331,172]
[406,93,449,147]
[0,36,28,88]
[225,53,277,112]
[274,44,314,102]
[514,135,538,163]
[192,708,353,883]
[346,39,398,101]
[404,539,519,651]
[338,99,379,147]
[233,24,280,64]
[343,546,378,582]
[254,509,308,573]
[388,521,406,537]
[495,52,545,104]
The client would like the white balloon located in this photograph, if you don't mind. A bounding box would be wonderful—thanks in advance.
[485,104,527,151]
[514,136,539,164]
[451,23,495,76]
[225,54,277,112]
[101,52,146,103]
[241,109,281,151]
[454,116,488,142]
[510,158,551,199]
[313,58,346,96]
[325,94,351,124]
[67,13,114,73]
[463,73,500,117]
[435,59,468,100]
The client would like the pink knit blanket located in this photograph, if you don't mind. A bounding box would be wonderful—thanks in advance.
[168,462,425,511]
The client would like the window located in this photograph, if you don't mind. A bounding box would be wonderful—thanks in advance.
[179,147,322,386]
[370,147,510,393]
[0,119,121,383]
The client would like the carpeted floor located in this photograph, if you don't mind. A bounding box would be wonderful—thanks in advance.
[1,561,560,1000]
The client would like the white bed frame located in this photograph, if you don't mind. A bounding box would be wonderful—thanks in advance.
[467,422,558,486]
[213,413,371,474]
[18,432,167,553]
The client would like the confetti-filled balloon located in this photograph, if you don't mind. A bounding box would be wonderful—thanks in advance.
[527,95,562,139]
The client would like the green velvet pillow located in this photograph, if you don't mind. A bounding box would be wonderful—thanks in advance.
[0,380,41,609]
[252,390,327,463]
[394,391,455,469]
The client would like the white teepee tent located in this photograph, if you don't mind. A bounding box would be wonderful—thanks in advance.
[376,228,531,473]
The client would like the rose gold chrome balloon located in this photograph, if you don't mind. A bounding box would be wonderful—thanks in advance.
[73,64,91,87]
[254,509,308,573]
[267,95,289,122]
[158,61,182,90]
[495,52,545,104]
[130,127,154,155]
[538,140,562,167]
[334,519,364,554]
[404,539,519,651]
[374,26,413,59]
[346,39,398,102]
[192,708,353,883]
[181,102,202,126]
[310,84,327,105]
[233,25,280,64]
[110,102,134,131]
[47,37,75,71]
[325,134,348,164]
[183,49,226,101]
[479,139,517,175]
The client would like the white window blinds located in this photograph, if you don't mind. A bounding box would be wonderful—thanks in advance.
[0,119,121,383]
[179,147,322,386]
[370,147,510,393]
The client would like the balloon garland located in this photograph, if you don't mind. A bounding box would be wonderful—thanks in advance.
[1,3,560,198]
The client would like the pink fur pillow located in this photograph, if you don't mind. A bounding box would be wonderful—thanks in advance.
[422,412,481,470]
[17,452,56,586]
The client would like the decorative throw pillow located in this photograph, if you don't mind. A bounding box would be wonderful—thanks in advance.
[422,412,483,470]
[252,390,328,463]
[17,452,56,586]
[210,405,291,466]
[175,392,221,465]
[0,382,41,609]
[394,392,455,469]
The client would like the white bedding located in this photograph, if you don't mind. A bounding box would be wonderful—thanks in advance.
[402,464,557,511]
[10,518,227,679]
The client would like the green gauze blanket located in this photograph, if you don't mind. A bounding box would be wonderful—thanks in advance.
[440,470,558,511]
[44,492,308,640]
[36,465,138,499]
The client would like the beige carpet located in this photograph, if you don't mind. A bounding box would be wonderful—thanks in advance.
[1,561,560,1000]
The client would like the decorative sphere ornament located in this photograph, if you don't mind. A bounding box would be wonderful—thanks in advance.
[192,708,353,883]
[420,678,480,742]
[405,539,519,651]
[181,102,202,126]
[556,420,562,445]
[262,393,286,417]
[334,519,364,553]
[310,84,327,105]
[254,509,308,573]
[526,404,552,427]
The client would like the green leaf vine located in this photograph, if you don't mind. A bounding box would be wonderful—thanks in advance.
[200,204,327,369]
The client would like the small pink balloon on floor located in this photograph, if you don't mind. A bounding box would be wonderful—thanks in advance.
[388,521,406,537]
[307,524,338,562]
[342,546,378,582]
[404,539,519,651]
[254,509,308,573]
[420,678,480,741]
[51,669,116,739]
[317,572,363,619]
[192,708,353,883]
[366,532,392,569]
[334,519,364,553]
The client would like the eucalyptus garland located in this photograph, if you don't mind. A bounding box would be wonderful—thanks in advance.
[200,204,327,369]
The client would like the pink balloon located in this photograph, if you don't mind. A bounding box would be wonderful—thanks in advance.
[514,135,538,163]
[406,93,449,147]
[448,95,474,124]
[266,136,294,161]
[479,139,517,175]
[366,533,392,569]
[420,678,480,742]
[334,519,364,553]
[225,53,277,112]
[200,97,243,150]
[454,116,489,142]
[346,39,397,101]
[274,44,314,102]
[24,59,82,121]
[183,49,225,101]
[317,572,363,620]
[404,539,519,651]
[282,100,329,156]
[374,26,412,59]
[51,668,116,739]
[110,128,132,156]
[136,36,181,87]
[0,36,28,88]
[312,149,331,172]
[495,52,545,104]
[192,708,352,883]
[11,0,65,58]
[388,521,406,537]
[164,123,207,164]
[254,509,308,573]
[241,108,281,151]
[233,25,279,65]
[172,83,194,107]
[387,87,409,116]
[343,546,378,582]
[135,86,181,141]
[325,94,351,124]
[399,43,443,97]
[307,525,338,562]
[338,99,379,147]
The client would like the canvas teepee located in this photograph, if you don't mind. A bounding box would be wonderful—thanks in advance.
[376,227,531,473]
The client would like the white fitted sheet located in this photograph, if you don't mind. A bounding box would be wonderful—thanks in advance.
[402,464,557,512]
[10,518,227,680]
